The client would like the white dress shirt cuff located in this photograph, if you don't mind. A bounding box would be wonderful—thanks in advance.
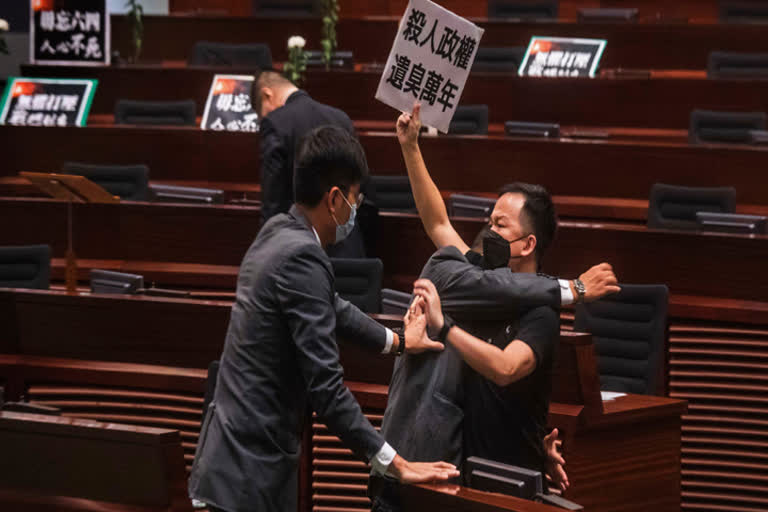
[371,442,397,475]
[381,328,394,354]
[559,279,575,305]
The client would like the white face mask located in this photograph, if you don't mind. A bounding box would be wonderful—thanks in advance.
[331,192,357,244]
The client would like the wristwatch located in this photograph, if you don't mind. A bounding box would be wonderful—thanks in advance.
[437,315,455,343]
[573,278,587,303]
[394,328,406,356]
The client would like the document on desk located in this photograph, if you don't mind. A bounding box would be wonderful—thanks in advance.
[601,391,627,401]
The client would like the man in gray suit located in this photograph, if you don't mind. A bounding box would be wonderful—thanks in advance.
[189,126,458,512]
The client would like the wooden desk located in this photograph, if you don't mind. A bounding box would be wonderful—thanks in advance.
[1,289,762,511]
[3,198,768,302]
[3,125,768,211]
[109,14,764,68]
[21,65,768,129]
[0,409,193,511]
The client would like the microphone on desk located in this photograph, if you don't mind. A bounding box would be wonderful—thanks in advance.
[465,456,583,511]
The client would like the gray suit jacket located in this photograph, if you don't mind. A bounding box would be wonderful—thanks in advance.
[189,206,388,512]
[378,246,561,476]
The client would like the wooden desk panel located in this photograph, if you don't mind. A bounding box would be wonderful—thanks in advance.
[109,15,761,68]
[3,198,768,301]
[3,125,768,208]
[20,65,768,129]
[0,197,260,265]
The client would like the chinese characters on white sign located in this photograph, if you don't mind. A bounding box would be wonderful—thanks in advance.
[31,0,110,66]
[201,75,260,133]
[375,0,484,133]
[518,37,606,78]
[0,77,98,127]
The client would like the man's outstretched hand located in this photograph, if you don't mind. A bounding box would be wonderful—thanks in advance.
[578,263,621,302]
[403,296,445,354]
[386,454,459,484]
[543,428,569,492]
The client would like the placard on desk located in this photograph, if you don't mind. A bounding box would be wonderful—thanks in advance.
[375,0,485,133]
[30,0,110,66]
[518,36,607,78]
[0,77,97,127]
[201,74,259,132]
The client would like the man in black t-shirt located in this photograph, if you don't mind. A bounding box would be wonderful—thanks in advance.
[369,104,619,511]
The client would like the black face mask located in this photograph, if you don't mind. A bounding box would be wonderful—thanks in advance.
[482,230,529,270]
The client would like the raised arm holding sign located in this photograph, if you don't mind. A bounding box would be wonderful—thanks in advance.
[375,0,484,133]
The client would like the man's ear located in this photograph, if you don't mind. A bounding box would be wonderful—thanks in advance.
[326,186,341,215]
[260,87,273,104]
[522,234,538,258]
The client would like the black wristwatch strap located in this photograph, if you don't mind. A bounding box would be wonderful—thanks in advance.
[437,315,455,343]
[393,327,406,356]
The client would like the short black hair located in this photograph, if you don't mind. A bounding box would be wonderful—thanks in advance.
[498,182,557,269]
[294,125,369,207]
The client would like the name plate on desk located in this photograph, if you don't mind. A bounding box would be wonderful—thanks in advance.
[30,0,110,66]
[518,36,606,78]
[201,74,259,133]
[0,77,97,127]
[375,0,484,133]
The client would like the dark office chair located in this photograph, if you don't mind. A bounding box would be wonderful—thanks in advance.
[647,183,737,231]
[449,105,489,135]
[115,100,197,126]
[188,41,273,68]
[574,284,669,395]
[720,1,768,23]
[472,47,526,73]
[0,245,51,290]
[331,258,384,313]
[577,7,639,23]
[707,51,768,79]
[368,176,416,212]
[253,0,318,17]
[688,109,766,144]
[62,162,150,201]
[487,0,559,19]
[448,194,496,218]
[381,288,412,316]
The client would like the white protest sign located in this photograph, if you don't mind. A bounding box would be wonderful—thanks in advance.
[375,0,484,133]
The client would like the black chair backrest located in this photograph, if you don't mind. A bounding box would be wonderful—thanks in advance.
[0,245,50,290]
[574,284,669,395]
[647,183,737,231]
[331,258,383,313]
[202,360,220,422]
[707,51,768,79]
[448,194,496,218]
[720,1,768,23]
[114,99,197,126]
[62,162,150,200]
[381,288,412,316]
[254,0,318,17]
[472,47,526,73]
[368,175,416,212]
[577,7,638,23]
[449,105,489,135]
[688,109,766,144]
[487,0,558,19]
[188,41,273,68]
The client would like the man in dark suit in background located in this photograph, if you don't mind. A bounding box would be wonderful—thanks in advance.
[188,126,457,512]
[253,70,354,224]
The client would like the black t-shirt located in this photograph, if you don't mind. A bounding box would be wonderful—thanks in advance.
[462,250,560,475]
